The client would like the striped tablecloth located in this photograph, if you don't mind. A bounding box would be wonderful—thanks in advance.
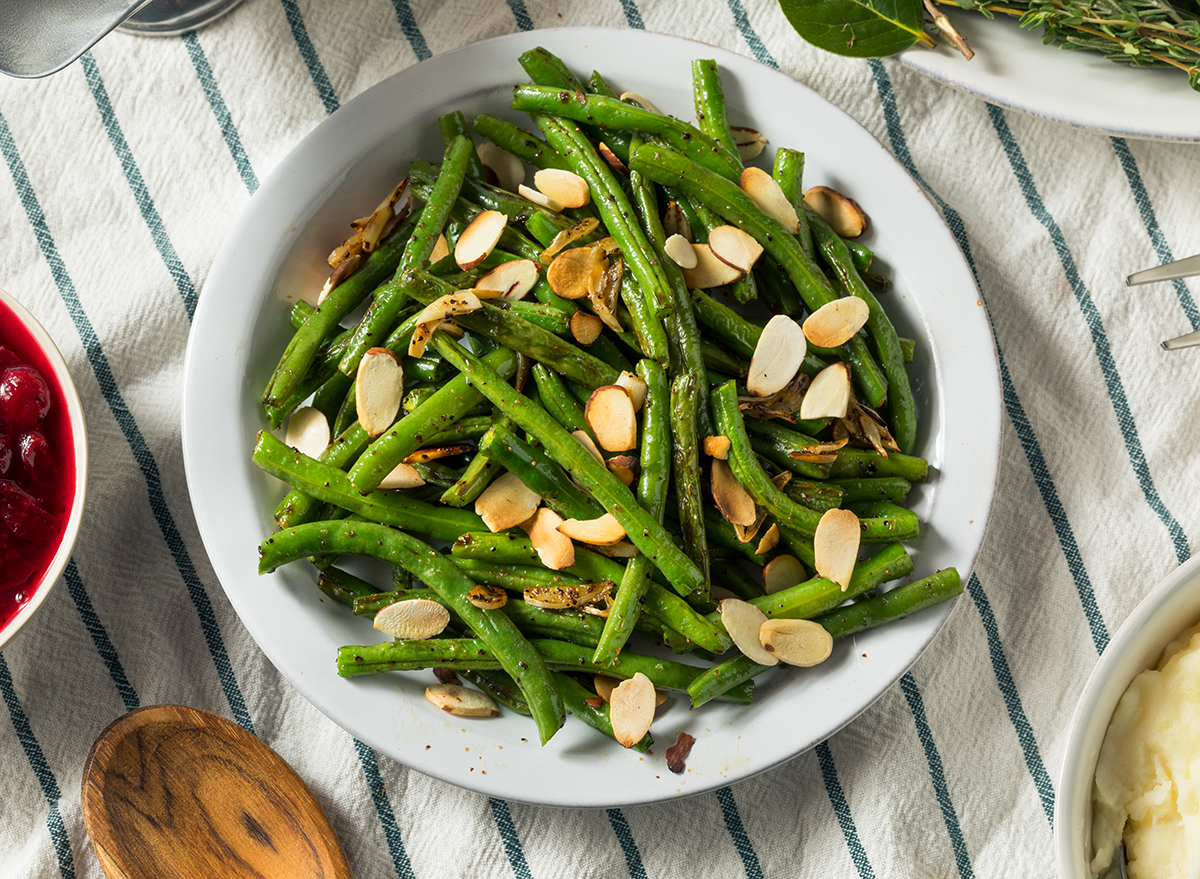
[2,1,1197,876]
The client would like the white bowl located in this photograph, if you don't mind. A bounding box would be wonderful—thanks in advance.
[0,286,88,650]
[1055,552,1200,878]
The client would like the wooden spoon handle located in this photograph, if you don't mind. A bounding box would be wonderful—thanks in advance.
[82,705,353,879]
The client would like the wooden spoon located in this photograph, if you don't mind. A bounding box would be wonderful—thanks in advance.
[81,705,353,879]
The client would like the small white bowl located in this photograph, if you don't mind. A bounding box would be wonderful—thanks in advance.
[1055,552,1200,878]
[0,286,87,650]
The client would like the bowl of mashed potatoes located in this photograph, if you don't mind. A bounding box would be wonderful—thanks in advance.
[1056,553,1200,879]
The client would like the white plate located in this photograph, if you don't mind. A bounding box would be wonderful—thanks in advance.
[898,9,1200,142]
[181,27,1001,808]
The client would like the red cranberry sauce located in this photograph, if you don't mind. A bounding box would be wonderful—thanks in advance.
[0,299,74,630]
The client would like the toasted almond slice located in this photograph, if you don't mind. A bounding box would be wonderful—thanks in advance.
[681,243,742,289]
[408,290,483,358]
[664,233,698,269]
[747,314,807,397]
[476,259,539,301]
[740,167,799,234]
[606,455,638,487]
[759,618,833,667]
[591,540,640,559]
[455,210,508,270]
[548,247,603,300]
[755,523,781,556]
[571,311,604,346]
[429,233,451,265]
[475,471,542,533]
[523,507,575,570]
[404,444,472,464]
[731,126,768,161]
[467,585,508,610]
[572,430,605,467]
[558,512,626,546]
[374,598,450,640]
[662,201,691,241]
[378,462,426,490]
[708,225,764,274]
[534,168,591,209]
[610,672,656,748]
[355,347,404,437]
[711,458,757,527]
[718,598,778,666]
[284,407,330,459]
[317,253,362,306]
[477,140,525,192]
[585,385,637,452]
[814,508,860,590]
[596,675,667,706]
[763,554,805,595]
[425,683,501,717]
[518,183,564,213]
[734,509,767,545]
[598,142,629,176]
[703,435,732,460]
[804,185,868,238]
[540,217,601,265]
[799,362,852,421]
[615,371,648,412]
[860,411,888,457]
[619,91,660,113]
[803,297,871,348]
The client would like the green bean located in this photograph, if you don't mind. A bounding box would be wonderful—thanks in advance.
[439,417,507,507]
[828,449,928,482]
[483,423,604,520]
[828,477,912,505]
[531,363,591,436]
[711,559,765,601]
[352,589,442,616]
[472,114,571,171]
[464,669,533,717]
[439,111,485,179]
[815,568,962,638]
[670,371,710,602]
[782,478,845,513]
[746,420,832,481]
[408,161,573,233]
[691,59,740,159]
[700,338,749,378]
[317,566,379,608]
[274,422,371,529]
[773,147,814,258]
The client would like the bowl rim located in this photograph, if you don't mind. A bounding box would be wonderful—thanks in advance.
[1054,550,1200,879]
[0,285,88,651]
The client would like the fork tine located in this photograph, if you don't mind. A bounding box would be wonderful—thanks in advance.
[1127,253,1200,286]
[1161,328,1200,351]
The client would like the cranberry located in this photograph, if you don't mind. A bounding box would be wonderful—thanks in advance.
[0,347,19,371]
[0,366,51,428]
[0,428,10,476]
[0,479,56,543]
[17,431,52,486]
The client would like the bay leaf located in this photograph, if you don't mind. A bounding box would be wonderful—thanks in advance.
[778,0,934,58]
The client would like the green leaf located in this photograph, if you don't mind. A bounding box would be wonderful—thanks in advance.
[778,0,933,57]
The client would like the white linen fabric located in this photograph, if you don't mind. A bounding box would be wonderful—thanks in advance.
[0,1,1197,876]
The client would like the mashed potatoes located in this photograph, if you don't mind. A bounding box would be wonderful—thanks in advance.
[1091,621,1200,879]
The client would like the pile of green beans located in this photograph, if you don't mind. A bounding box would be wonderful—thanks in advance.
[254,48,963,752]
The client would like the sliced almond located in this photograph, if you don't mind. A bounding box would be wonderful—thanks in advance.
[813,508,860,590]
[740,167,799,234]
[425,683,500,717]
[477,141,525,192]
[284,407,330,459]
[804,185,868,239]
[681,243,742,289]
[662,201,690,241]
[594,675,666,706]
[522,507,575,570]
[475,471,542,533]
[747,315,807,397]
[540,217,600,266]
[733,506,768,545]
[615,371,648,412]
[317,254,361,306]
[619,91,660,113]
[799,362,852,421]
[378,462,426,490]
[429,233,451,265]
[584,385,637,452]
[598,142,628,176]
[408,290,483,358]
[803,297,871,348]
[703,435,731,460]
[570,311,604,346]
[558,512,626,546]
[718,598,778,666]
[759,618,833,667]
[547,247,603,300]
[708,225,764,274]
[534,168,591,209]
[606,455,638,487]
[664,233,697,269]
[762,554,805,595]
[591,540,639,559]
[455,210,508,270]
[518,183,564,213]
[609,672,656,748]
[373,598,450,640]
[476,259,539,301]
[467,584,508,610]
[710,458,757,527]
[755,523,781,556]
[355,348,404,437]
[572,430,605,467]
[731,126,768,162]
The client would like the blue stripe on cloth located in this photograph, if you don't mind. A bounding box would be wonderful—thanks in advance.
[606,809,648,879]
[489,798,533,879]
[816,742,876,879]
[279,0,339,113]
[966,574,1055,825]
[724,0,778,68]
[0,107,255,735]
[0,654,76,879]
[1111,136,1200,331]
[867,59,1110,654]
[506,0,533,31]
[988,104,1191,566]
[389,0,432,61]
[63,559,139,713]
[715,786,764,879]
[78,53,199,321]
[900,674,975,879]
[354,740,416,879]
[618,0,646,29]
[180,32,259,195]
